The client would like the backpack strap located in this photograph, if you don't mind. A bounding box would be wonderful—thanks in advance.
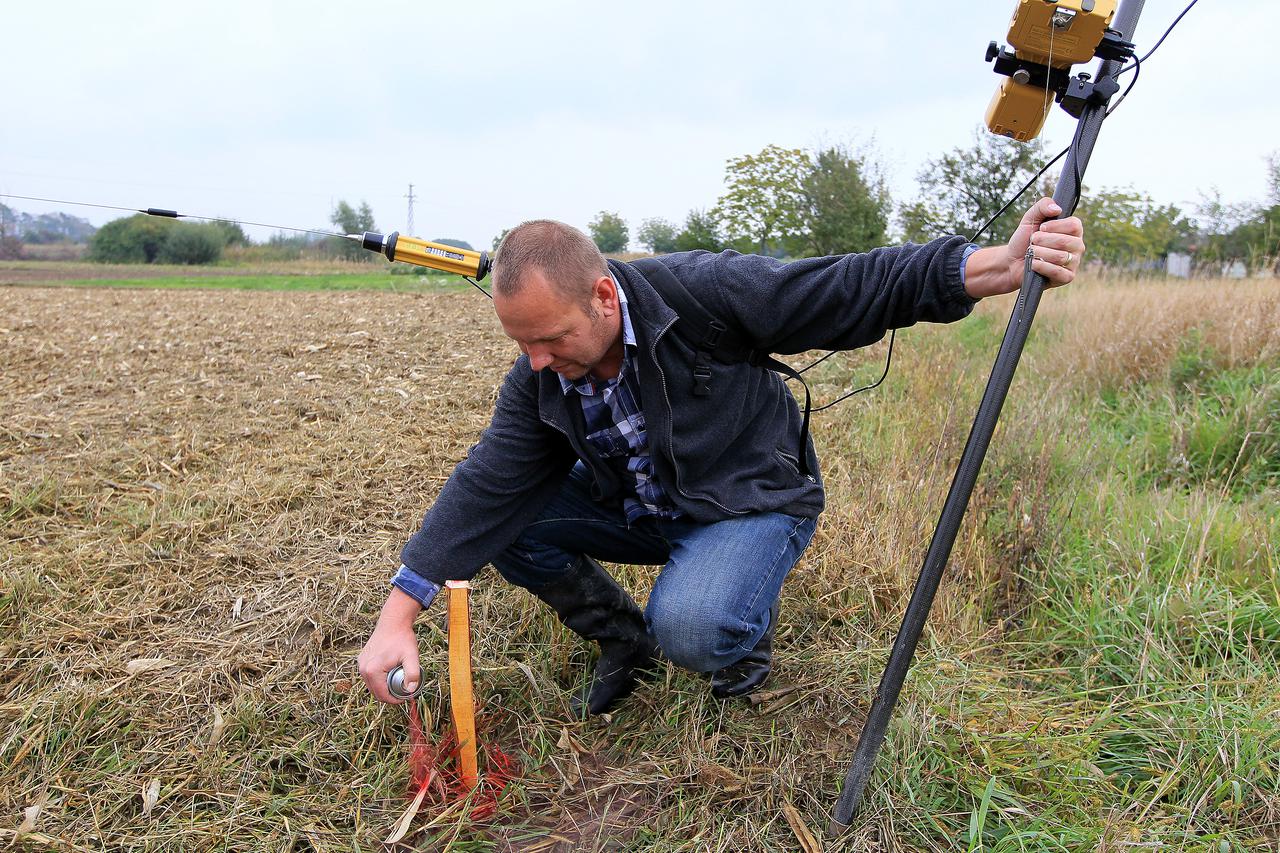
[629,257,753,393]
[628,257,813,479]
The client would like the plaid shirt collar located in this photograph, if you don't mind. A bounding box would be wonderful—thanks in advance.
[559,275,636,397]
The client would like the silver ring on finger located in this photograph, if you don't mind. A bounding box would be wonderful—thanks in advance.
[1065,252,1074,266]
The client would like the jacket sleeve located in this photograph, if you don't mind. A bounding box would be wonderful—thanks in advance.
[399,361,576,586]
[660,236,977,355]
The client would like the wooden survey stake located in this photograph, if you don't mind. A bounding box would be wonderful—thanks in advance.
[445,580,479,790]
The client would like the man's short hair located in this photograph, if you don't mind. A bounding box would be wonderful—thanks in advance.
[493,220,608,309]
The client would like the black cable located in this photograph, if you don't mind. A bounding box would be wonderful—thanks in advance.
[2,191,497,287]
[0,193,141,216]
[0,192,346,240]
[796,349,838,376]
[809,329,896,412]
[462,276,492,299]
[1118,0,1198,74]
[788,135,1072,408]
[968,143,1072,243]
[1106,52,1141,117]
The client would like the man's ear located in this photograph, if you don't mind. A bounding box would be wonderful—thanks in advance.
[593,275,618,313]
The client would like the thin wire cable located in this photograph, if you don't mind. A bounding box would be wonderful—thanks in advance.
[0,193,140,216]
[462,277,492,299]
[1106,52,1141,116]
[796,349,839,376]
[792,30,1064,410]
[1043,13,1058,128]
[810,330,896,412]
[968,143,1071,243]
[0,192,348,239]
[1118,0,1198,74]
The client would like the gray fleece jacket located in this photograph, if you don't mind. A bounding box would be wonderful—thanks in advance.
[400,237,976,585]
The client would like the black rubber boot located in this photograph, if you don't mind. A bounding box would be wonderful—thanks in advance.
[529,557,658,717]
[710,600,779,700]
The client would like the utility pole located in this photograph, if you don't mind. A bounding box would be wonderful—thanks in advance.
[404,184,416,235]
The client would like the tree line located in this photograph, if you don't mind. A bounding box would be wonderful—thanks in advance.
[5,134,1275,272]
[581,133,1280,274]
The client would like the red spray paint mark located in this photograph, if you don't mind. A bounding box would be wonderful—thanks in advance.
[407,701,518,821]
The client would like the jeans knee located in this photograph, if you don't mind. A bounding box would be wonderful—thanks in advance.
[646,597,746,673]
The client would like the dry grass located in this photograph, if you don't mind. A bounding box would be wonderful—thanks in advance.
[2,275,1278,850]
[1036,276,1280,392]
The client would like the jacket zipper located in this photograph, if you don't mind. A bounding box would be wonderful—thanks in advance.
[650,319,746,516]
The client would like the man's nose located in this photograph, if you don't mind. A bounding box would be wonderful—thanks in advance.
[526,345,554,371]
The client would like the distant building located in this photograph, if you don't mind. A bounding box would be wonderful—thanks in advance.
[1166,252,1191,278]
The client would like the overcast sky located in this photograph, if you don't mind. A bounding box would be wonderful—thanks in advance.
[3,0,1273,248]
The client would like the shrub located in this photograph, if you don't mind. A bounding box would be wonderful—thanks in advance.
[89,215,173,263]
[89,215,224,264]
[158,224,224,265]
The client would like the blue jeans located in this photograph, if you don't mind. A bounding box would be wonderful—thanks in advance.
[491,464,817,673]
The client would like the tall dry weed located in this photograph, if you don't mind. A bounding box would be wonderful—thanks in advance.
[1037,276,1280,393]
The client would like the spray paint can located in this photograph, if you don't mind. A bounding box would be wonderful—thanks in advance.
[386,665,423,700]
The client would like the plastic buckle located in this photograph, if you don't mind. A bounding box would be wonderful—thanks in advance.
[701,321,726,351]
[692,364,713,396]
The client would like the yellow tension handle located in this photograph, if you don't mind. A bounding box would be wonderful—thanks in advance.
[358,231,492,279]
[445,580,479,790]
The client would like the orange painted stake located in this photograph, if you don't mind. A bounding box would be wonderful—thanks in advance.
[445,580,479,790]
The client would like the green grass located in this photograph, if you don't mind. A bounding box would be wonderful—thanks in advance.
[32,271,473,292]
[1095,334,1280,495]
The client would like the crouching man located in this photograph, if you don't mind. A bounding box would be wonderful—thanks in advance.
[358,199,1084,715]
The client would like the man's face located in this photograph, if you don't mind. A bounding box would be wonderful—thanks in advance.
[493,268,623,381]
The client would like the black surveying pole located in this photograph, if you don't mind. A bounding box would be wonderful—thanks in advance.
[828,0,1146,835]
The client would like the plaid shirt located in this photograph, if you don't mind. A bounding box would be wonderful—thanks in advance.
[559,280,680,523]
[393,279,679,608]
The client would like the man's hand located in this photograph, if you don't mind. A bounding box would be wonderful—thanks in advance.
[962,197,1086,300]
[357,588,424,704]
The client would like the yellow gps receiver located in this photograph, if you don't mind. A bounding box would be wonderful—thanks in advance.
[358,231,492,280]
[984,0,1131,141]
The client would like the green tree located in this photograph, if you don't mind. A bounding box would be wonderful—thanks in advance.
[673,209,724,253]
[716,144,810,254]
[158,223,224,264]
[1221,204,1280,270]
[897,200,940,244]
[492,227,511,252]
[0,205,22,260]
[89,214,174,263]
[801,145,891,256]
[11,210,97,244]
[588,211,629,253]
[1194,190,1259,265]
[87,215,227,264]
[1075,188,1195,266]
[903,128,1046,244]
[210,219,248,247]
[636,218,678,254]
[328,200,377,259]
